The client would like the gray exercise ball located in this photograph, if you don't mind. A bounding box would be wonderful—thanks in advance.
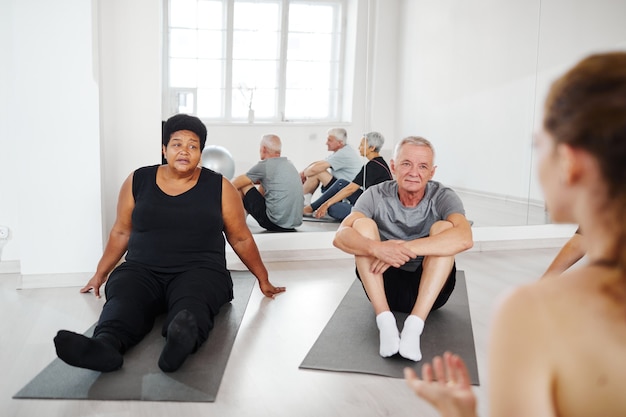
[201,145,235,179]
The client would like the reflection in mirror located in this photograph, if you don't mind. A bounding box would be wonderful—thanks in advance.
[163,0,626,228]
[395,0,625,227]
[455,190,548,227]
[165,0,344,122]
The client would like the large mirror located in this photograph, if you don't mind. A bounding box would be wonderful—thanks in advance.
[160,0,626,229]
[391,0,626,227]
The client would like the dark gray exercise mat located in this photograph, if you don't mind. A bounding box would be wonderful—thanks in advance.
[246,215,339,234]
[14,271,255,402]
[299,271,480,385]
[302,214,341,223]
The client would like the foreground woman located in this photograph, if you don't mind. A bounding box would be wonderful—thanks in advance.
[405,52,626,416]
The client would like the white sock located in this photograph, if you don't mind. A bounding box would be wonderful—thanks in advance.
[375,311,400,357]
[303,193,312,206]
[399,315,424,361]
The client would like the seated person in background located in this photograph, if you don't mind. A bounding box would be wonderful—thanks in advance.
[232,134,303,232]
[54,114,285,374]
[541,227,585,277]
[300,127,362,205]
[333,136,473,361]
[405,51,626,417]
[304,131,393,221]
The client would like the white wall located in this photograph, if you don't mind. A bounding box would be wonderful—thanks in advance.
[98,0,163,233]
[0,0,103,278]
[0,0,18,263]
[527,0,626,200]
[1,0,394,276]
[396,0,626,202]
[366,0,400,139]
[397,0,541,200]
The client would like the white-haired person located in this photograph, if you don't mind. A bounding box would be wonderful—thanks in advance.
[300,127,362,205]
[333,136,473,361]
[232,134,303,232]
[304,131,393,221]
[405,51,626,417]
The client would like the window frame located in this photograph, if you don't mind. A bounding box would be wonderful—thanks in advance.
[162,0,348,124]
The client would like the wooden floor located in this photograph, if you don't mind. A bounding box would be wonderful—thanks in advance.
[0,246,566,417]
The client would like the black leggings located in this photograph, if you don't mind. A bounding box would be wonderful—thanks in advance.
[94,262,233,352]
[243,187,296,232]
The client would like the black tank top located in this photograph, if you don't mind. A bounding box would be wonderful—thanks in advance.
[125,165,226,273]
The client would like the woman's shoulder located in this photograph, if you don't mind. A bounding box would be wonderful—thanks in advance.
[131,165,159,183]
[492,267,622,343]
[134,164,160,174]
[367,156,391,171]
[199,166,224,178]
[128,165,160,197]
[494,273,575,317]
[489,276,568,351]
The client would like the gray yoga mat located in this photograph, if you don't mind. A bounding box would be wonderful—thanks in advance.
[14,271,255,402]
[299,271,479,385]
[246,215,339,234]
[302,214,341,223]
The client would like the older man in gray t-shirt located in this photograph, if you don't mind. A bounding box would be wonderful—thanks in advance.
[300,127,362,202]
[232,134,303,231]
[333,136,473,362]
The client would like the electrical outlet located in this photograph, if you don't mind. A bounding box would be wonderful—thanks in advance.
[0,226,9,239]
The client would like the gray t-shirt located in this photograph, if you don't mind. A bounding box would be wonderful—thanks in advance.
[246,157,303,228]
[353,180,465,271]
[326,144,363,182]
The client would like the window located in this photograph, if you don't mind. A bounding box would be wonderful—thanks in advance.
[164,0,347,123]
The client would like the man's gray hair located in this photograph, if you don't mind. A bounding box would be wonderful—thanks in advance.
[393,136,435,161]
[362,131,385,152]
[327,127,348,144]
[261,134,282,154]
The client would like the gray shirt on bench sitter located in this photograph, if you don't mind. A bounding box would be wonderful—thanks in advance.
[246,156,304,229]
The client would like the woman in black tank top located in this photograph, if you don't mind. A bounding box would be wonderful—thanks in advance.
[54,114,285,373]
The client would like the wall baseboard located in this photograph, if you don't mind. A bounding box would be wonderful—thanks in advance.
[0,260,20,274]
[18,272,93,290]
